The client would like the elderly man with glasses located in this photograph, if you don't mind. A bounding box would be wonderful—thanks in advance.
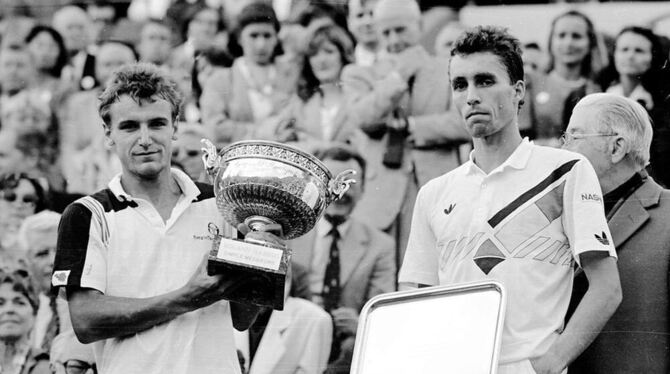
[563,93,670,374]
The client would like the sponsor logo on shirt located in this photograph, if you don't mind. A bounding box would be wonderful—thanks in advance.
[444,203,456,215]
[594,231,610,245]
[581,193,602,203]
[52,270,71,286]
[193,222,219,241]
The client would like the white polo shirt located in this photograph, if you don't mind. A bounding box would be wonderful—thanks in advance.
[53,169,241,374]
[399,139,616,364]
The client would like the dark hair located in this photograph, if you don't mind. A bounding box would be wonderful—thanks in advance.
[598,27,667,104]
[0,172,49,214]
[451,25,525,84]
[98,63,183,126]
[0,266,39,313]
[546,10,603,80]
[297,25,354,102]
[228,2,281,59]
[25,25,69,78]
[315,144,366,184]
[191,47,234,105]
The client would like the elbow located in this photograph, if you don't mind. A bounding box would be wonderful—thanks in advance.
[71,318,99,344]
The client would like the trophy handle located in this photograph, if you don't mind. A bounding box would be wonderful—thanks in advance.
[328,169,357,203]
[201,139,220,183]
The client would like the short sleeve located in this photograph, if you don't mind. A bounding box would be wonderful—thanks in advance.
[562,158,617,266]
[52,202,108,293]
[398,185,440,286]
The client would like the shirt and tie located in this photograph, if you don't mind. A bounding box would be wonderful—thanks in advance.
[309,217,350,310]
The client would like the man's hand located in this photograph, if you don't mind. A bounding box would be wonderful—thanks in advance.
[530,351,567,374]
[331,307,359,337]
[183,252,241,309]
[391,45,426,81]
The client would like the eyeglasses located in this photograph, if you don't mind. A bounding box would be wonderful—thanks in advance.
[63,359,97,374]
[560,132,618,146]
[2,191,38,205]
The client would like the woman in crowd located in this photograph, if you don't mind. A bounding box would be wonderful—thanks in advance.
[200,2,297,146]
[273,25,362,153]
[524,10,605,145]
[0,267,50,374]
[599,26,670,187]
[24,26,70,103]
[0,173,48,251]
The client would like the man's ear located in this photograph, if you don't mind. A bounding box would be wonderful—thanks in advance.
[102,123,113,146]
[611,136,628,164]
[513,80,526,103]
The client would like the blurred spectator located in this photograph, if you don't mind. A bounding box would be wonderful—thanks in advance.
[523,10,604,145]
[433,21,466,59]
[234,266,332,374]
[52,6,97,91]
[522,42,546,73]
[597,26,670,187]
[563,93,669,374]
[172,122,210,183]
[290,145,395,374]
[0,43,37,102]
[171,5,225,71]
[273,24,363,153]
[342,0,469,264]
[50,331,96,374]
[191,46,234,108]
[0,173,49,250]
[347,0,379,67]
[136,19,173,67]
[58,40,136,194]
[86,0,117,43]
[24,26,71,102]
[418,0,461,55]
[201,2,296,146]
[17,211,68,351]
[0,266,50,374]
[1,91,53,135]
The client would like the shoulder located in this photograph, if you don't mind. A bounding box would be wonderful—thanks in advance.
[286,297,331,321]
[62,188,135,218]
[351,217,394,250]
[420,165,466,196]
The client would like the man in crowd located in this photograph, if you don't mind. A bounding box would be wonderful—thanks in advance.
[342,0,469,265]
[52,5,97,90]
[0,44,36,102]
[51,63,276,374]
[563,93,670,374]
[399,26,621,374]
[137,19,173,68]
[290,145,395,373]
[347,0,379,67]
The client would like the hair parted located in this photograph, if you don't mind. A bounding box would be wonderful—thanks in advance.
[451,25,525,85]
[98,62,183,127]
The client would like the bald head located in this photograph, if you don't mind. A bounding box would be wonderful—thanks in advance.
[52,6,92,53]
[373,0,421,54]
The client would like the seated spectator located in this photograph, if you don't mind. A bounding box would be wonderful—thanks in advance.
[0,43,37,109]
[522,10,604,145]
[289,145,395,374]
[563,93,669,374]
[171,5,224,71]
[234,266,332,374]
[172,122,211,183]
[24,25,71,104]
[597,26,670,187]
[200,2,296,146]
[433,21,466,59]
[49,331,96,374]
[273,24,363,153]
[0,266,50,374]
[0,173,49,250]
[52,6,96,91]
[17,211,69,351]
[347,0,379,67]
[58,40,137,194]
[522,42,546,73]
[136,19,173,67]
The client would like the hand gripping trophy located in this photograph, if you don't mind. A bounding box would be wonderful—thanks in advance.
[202,139,356,310]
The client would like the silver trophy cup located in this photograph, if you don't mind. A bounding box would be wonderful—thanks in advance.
[202,139,355,309]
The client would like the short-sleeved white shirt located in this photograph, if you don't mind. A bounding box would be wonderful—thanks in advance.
[399,139,616,364]
[53,169,241,374]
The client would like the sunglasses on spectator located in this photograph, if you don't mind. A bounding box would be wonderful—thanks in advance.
[0,266,30,279]
[2,191,38,204]
[62,360,97,374]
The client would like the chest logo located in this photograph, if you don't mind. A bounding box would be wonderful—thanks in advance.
[595,232,610,246]
[444,204,456,215]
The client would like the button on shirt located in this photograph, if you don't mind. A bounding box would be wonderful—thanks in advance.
[399,139,616,364]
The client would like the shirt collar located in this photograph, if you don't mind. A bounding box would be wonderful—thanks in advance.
[464,137,533,176]
[108,168,200,203]
[316,216,351,238]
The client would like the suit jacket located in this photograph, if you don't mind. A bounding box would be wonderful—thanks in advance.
[570,177,670,373]
[341,49,468,230]
[235,297,332,374]
[200,58,298,145]
[289,217,396,312]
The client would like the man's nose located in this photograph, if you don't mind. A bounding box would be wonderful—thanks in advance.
[138,126,152,146]
[466,86,481,106]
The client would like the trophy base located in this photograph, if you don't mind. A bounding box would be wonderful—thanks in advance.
[208,235,291,310]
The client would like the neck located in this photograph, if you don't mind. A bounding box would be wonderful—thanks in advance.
[0,335,29,366]
[120,169,179,204]
[599,162,640,194]
[472,124,523,174]
[618,74,640,97]
[553,63,583,81]
[319,81,341,96]
[362,40,378,52]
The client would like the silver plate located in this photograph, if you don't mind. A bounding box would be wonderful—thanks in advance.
[351,281,506,374]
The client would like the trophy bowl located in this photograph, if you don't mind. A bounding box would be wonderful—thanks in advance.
[202,139,355,309]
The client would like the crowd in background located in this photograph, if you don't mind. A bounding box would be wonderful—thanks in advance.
[1,0,669,373]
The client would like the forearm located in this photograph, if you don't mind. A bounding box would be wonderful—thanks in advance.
[68,288,195,344]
